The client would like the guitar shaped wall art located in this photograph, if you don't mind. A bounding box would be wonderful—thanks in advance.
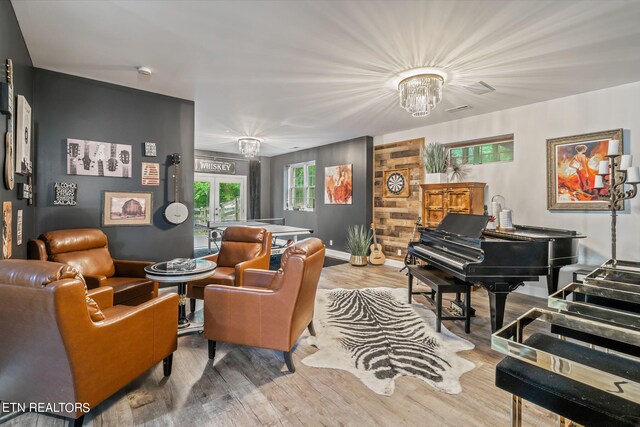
[94,144,107,177]
[368,222,386,265]
[107,143,119,172]
[120,149,130,177]
[3,59,14,190]
[81,142,93,171]
[67,142,79,175]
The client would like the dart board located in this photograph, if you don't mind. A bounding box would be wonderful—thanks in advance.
[383,168,410,198]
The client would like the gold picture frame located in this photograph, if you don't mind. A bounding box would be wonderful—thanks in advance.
[102,191,153,226]
[546,128,622,210]
[383,168,410,198]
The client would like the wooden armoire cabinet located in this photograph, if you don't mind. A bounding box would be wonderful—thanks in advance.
[421,182,486,227]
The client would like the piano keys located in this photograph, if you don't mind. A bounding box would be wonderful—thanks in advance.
[408,213,585,332]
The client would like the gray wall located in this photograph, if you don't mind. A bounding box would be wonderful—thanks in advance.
[270,136,373,251]
[0,1,35,259]
[33,69,195,261]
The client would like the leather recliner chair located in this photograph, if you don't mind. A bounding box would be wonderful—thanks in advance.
[187,226,272,312]
[28,228,158,306]
[203,237,325,373]
[0,260,178,426]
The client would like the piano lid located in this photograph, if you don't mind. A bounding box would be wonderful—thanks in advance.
[437,213,491,239]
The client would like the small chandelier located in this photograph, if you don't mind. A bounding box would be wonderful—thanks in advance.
[398,69,446,117]
[238,137,261,157]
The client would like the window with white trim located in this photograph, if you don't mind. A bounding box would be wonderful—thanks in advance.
[448,134,514,166]
[284,161,316,211]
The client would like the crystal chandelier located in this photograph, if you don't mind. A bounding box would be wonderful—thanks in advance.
[398,69,446,117]
[238,137,261,157]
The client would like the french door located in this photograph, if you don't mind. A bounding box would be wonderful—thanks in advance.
[194,174,247,223]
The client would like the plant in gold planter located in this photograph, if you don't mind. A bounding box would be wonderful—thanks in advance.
[346,224,372,266]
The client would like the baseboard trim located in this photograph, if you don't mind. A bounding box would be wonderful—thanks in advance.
[325,249,405,268]
[384,258,405,268]
[325,248,350,260]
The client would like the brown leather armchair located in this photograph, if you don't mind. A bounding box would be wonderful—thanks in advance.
[28,228,158,306]
[187,226,272,312]
[0,260,178,426]
[203,237,325,373]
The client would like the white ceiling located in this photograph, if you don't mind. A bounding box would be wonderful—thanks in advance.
[12,0,640,156]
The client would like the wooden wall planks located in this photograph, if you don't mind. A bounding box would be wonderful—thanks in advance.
[373,138,424,260]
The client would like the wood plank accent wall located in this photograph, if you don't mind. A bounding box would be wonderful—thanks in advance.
[373,138,424,260]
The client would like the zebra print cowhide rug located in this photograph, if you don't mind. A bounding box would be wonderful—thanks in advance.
[302,287,475,396]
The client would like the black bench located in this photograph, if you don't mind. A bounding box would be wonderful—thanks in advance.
[407,264,471,333]
[496,332,640,427]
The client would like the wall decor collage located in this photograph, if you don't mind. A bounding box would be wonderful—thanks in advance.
[1,58,32,259]
[63,138,160,227]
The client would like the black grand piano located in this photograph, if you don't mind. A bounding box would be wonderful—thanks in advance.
[408,213,585,332]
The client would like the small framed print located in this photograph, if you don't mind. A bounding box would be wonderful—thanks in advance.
[102,191,153,226]
[16,210,22,246]
[15,95,32,175]
[144,142,157,157]
[53,182,78,206]
[383,169,410,198]
[142,162,160,186]
[2,201,11,259]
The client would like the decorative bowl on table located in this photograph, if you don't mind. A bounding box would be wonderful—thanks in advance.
[166,258,197,271]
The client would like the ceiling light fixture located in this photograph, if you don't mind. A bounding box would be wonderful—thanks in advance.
[238,137,261,157]
[395,68,447,118]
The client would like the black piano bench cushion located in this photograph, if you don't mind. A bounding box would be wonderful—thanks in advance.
[495,333,640,427]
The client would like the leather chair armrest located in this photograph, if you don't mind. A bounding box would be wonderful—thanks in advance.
[27,239,48,260]
[197,253,219,263]
[84,293,178,388]
[101,293,178,325]
[235,253,271,287]
[242,269,277,288]
[113,259,155,278]
[84,275,108,290]
[88,286,114,310]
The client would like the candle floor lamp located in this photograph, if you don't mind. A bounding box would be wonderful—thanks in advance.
[594,140,639,265]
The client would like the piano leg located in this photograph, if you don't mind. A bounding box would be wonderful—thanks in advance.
[546,267,561,295]
[488,291,509,333]
[408,270,413,304]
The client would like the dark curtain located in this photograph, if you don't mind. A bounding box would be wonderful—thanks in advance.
[249,160,261,219]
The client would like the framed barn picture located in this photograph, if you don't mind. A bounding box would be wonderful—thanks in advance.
[102,191,153,226]
[546,129,622,210]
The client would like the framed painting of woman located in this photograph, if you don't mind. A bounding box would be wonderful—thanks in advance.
[546,128,622,210]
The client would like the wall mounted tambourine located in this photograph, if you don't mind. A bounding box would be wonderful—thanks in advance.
[383,168,410,198]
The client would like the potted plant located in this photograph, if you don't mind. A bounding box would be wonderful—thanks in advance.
[345,224,372,266]
[422,142,448,183]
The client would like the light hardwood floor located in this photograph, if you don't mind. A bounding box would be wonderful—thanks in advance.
[7,263,558,427]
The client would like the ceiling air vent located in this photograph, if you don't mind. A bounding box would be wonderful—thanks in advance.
[445,105,471,113]
[466,81,496,95]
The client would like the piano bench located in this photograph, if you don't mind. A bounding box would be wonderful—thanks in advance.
[407,265,472,334]
[496,333,640,427]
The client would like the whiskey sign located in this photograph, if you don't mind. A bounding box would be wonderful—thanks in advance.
[195,157,236,174]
